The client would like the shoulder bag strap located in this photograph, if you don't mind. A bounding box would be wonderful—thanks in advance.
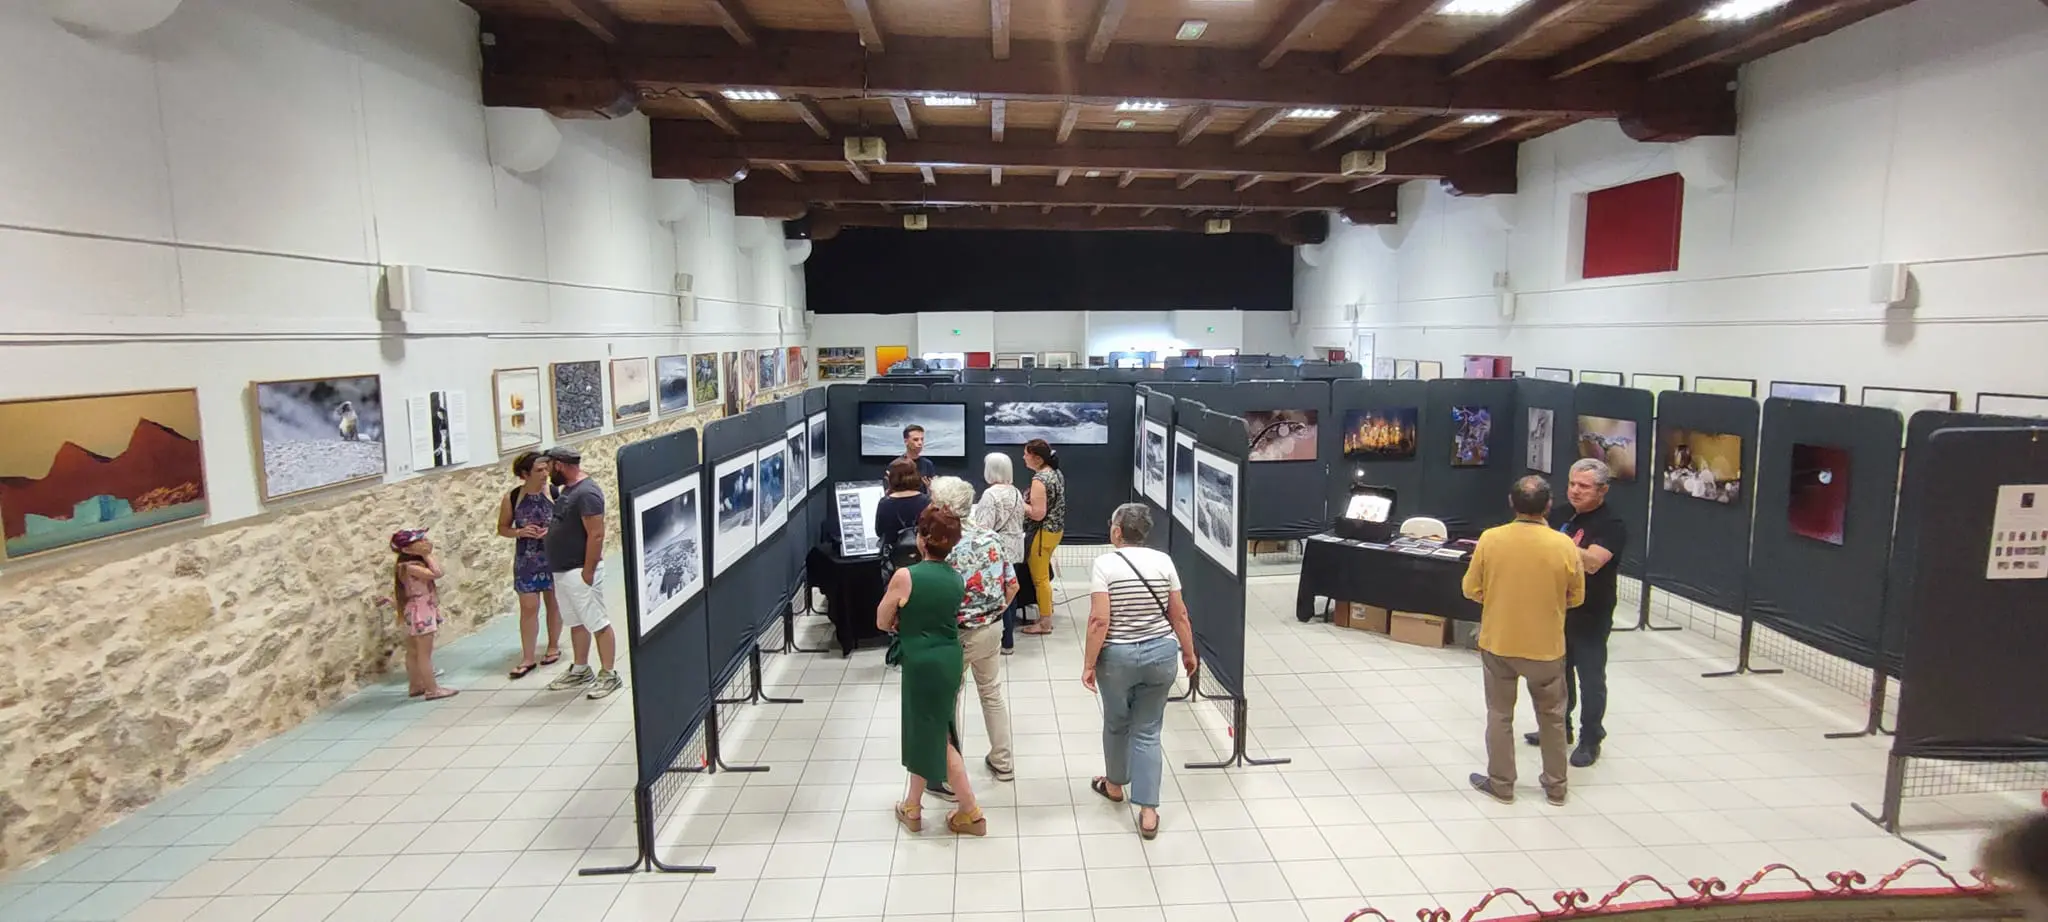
[1114,551,1170,617]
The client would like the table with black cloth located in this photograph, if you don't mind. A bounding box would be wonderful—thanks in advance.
[806,545,890,655]
[1294,533,1482,624]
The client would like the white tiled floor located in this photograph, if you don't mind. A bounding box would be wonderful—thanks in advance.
[0,548,2027,922]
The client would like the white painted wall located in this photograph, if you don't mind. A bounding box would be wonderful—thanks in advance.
[1296,0,2048,401]
[0,0,802,534]
[916,311,996,355]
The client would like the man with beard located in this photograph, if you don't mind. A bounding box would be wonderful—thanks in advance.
[542,447,623,699]
[1526,458,1626,767]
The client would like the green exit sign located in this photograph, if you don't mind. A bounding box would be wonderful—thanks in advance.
[1206,325,1216,333]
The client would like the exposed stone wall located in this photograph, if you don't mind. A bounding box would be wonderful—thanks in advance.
[0,387,804,872]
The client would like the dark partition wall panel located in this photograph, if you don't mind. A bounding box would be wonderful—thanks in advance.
[1645,392,1760,613]
[1166,367,1235,383]
[1170,401,1251,698]
[1329,380,1429,530]
[703,409,798,686]
[1879,410,2042,673]
[616,430,710,788]
[826,383,932,484]
[1420,379,1518,538]
[1162,380,1331,538]
[1242,365,1302,381]
[1892,427,2048,762]
[928,382,1131,543]
[1746,399,1903,666]
[1567,383,1650,577]
[1098,368,1167,384]
[1301,362,1363,381]
[1131,390,1174,536]
[1028,368,1098,385]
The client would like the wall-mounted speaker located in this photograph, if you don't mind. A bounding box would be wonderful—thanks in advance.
[382,264,428,320]
[1869,263,1910,307]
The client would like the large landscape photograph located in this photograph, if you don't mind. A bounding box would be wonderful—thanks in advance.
[1193,450,1238,575]
[757,445,788,535]
[611,357,651,422]
[0,389,208,559]
[984,401,1111,445]
[632,476,703,636]
[713,455,756,575]
[255,375,387,500]
[1172,432,1195,528]
[859,403,966,457]
[551,361,603,438]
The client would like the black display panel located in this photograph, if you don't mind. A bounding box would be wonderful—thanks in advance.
[1645,392,1760,614]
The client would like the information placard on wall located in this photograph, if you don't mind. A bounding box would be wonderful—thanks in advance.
[406,390,469,471]
[1988,484,2048,580]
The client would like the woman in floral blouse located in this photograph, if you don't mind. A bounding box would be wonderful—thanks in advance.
[931,476,1020,784]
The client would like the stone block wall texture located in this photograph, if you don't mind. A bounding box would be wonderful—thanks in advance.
[0,385,804,872]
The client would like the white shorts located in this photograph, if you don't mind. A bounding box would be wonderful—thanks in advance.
[554,564,611,633]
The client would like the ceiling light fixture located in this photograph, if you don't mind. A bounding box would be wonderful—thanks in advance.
[1461,113,1503,125]
[1438,0,1528,14]
[1116,100,1170,112]
[1286,107,1340,120]
[721,89,781,101]
[1175,19,1207,41]
[1700,0,1792,21]
[921,95,978,107]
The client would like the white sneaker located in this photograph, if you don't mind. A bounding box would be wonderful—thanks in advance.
[547,665,593,691]
[586,669,624,700]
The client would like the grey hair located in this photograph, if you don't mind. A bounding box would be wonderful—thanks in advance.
[983,452,1014,485]
[928,476,976,518]
[1110,502,1153,545]
[1568,457,1613,486]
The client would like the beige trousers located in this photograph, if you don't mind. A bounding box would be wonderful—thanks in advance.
[1482,650,1568,797]
[959,620,1013,772]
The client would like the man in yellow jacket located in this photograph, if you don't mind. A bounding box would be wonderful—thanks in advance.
[1461,475,1585,806]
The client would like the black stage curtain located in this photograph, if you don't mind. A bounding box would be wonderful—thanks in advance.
[1567,383,1650,578]
[615,429,711,788]
[1645,391,1760,614]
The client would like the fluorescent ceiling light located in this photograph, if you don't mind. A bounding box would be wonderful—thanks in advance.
[1701,0,1792,20]
[1439,0,1528,14]
[721,89,781,101]
[1175,20,1207,41]
[922,95,977,107]
[1116,100,1170,112]
[1286,107,1340,119]
[1460,113,1502,125]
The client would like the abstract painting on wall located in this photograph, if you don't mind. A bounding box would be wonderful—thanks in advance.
[255,375,387,500]
[1243,410,1318,462]
[551,361,603,439]
[757,349,780,391]
[1693,377,1757,398]
[0,389,208,559]
[611,357,651,423]
[491,367,543,455]
[656,355,692,416]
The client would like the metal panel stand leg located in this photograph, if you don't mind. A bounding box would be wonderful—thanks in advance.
[577,786,717,876]
[1852,752,1946,860]
[1184,698,1293,771]
[701,705,771,774]
[718,647,806,706]
[1826,669,1894,739]
[1629,582,1681,631]
[1701,618,1785,678]
[765,582,833,655]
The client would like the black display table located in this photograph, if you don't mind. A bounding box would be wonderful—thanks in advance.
[1294,533,1482,624]
[807,545,890,655]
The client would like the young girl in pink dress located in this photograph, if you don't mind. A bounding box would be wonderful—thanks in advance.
[391,528,458,701]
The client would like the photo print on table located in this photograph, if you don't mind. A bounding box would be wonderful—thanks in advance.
[712,453,756,575]
[656,355,692,416]
[858,403,967,457]
[1142,420,1169,507]
[818,346,866,380]
[255,375,387,500]
[491,367,543,455]
[1788,442,1851,546]
[1661,428,1745,505]
[807,414,828,489]
[757,444,788,535]
[0,389,208,559]
[551,361,603,439]
[1451,405,1492,467]
[611,357,651,422]
[984,401,1111,445]
[1172,430,1196,528]
[692,353,721,408]
[1243,410,1318,462]
[632,475,703,636]
[1527,407,1554,473]
[1575,415,1638,482]
[1341,408,1418,461]
[1192,447,1239,575]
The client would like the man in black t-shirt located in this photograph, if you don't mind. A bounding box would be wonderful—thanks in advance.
[1525,456,1627,767]
[900,424,937,485]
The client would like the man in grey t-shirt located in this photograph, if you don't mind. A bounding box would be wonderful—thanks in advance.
[542,447,622,699]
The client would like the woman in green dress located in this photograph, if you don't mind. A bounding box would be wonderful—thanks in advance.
[877,506,987,836]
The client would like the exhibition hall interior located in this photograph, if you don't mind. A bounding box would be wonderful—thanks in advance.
[4,0,2048,920]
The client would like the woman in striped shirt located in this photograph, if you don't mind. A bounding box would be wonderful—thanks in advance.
[1081,503,1198,839]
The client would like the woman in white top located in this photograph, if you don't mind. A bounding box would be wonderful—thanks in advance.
[1081,503,1198,839]
[973,453,1028,653]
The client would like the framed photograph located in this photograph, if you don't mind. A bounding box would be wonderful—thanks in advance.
[550,361,603,439]
[491,367,543,455]
[756,442,788,536]
[1394,360,1418,380]
[1788,443,1850,546]
[1527,407,1554,473]
[985,401,1110,445]
[1088,355,1109,367]
[1976,393,2048,418]
[254,375,387,501]
[1533,367,1572,383]
[994,352,1032,369]
[631,475,704,637]
[1632,373,1684,395]
[656,355,692,416]
[1575,415,1639,481]
[1342,408,1418,461]
[1191,446,1239,575]
[611,357,652,423]
[1371,357,1396,380]
[1417,360,1444,381]
[858,403,966,457]
[1769,380,1845,404]
[1860,386,1956,421]
[757,349,781,391]
[1580,370,1623,387]
[817,346,866,381]
[404,390,470,471]
[1041,352,1077,369]
[807,413,828,489]
[1133,392,1148,487]
[720,352,742,417]
[1661,428,1745,504]
[712,453,756,576]
[1142,420,1169,507]
[0,389,208,559]
[689,353,720,409]
[1172,430,1196,529]
[1694,376,1757,398]
[1243,410,1319,462]
[1451,405,1492,467]
[786,424,809,505]
[785,347,804,387]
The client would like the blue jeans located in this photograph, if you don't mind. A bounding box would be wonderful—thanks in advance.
[1564,617,1611,744]
[1096,635,1180,808]
[999,596,1024,649]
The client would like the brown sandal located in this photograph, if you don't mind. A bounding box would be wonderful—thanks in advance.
[895,801,922,833]
[947,808,987,837]
[1091,777,1125,803]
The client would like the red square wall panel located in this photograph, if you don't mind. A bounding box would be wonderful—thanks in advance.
[1583,172,1683,280]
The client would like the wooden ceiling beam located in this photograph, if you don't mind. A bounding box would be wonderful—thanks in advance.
[1176,106,1217,146]
[1056,167,1073,186]
[1307,110,1380,151]
[734,173,1394,212]
[543,0,626,43]
[701,0,760,48]
[1446,0,1596,78]
[842,0,884,51]
[1175,174,1203,190]
[888,97,919,139]
[1084,0,1130,64]
[792,96,833,138]
[815,207,1338,234]
[772,162,804,181]
[990,99,1006,141]
[991,0,1011,59]
[1650,0,1907,79]
[1337,0,1445,74]
[1233,107,1289,148]
[1375,115,1460,152]
[688,93,745,135]
[847,161,871,184]
[1291,176,1328,192]
[1454,116,1542,153]
[1056,103,1081,143]
[920,165,936,184]
[1117,170,1138,188]
[1548,0,1712,79]
[1347,178,1385,193]
[1257,0,1344,69]
[1233,174,1264,192]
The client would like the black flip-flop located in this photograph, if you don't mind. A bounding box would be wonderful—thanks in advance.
[509,662,538,679]
[539,652,562,666]
[1090,777,1124,804]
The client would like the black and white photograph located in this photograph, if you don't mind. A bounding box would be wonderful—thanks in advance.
[254,375,387,500]
[858,402,966,457]
[712,454,756,576]
[787,423,809,505]
[1172,430,1196,528]
[983,401,1111,445]
[757,444,788,536]
[1527,407,1553,473]
[550,361,603,439]
[631,475,703,636]
[1192,447,1238,575]
[1142,420,1169,507]
[807,413,828,489]
[656,355,692,416]
[1132,393,1147,486]
[405,390,469,472]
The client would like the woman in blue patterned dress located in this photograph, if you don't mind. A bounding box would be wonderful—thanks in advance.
[499,451,563,678]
